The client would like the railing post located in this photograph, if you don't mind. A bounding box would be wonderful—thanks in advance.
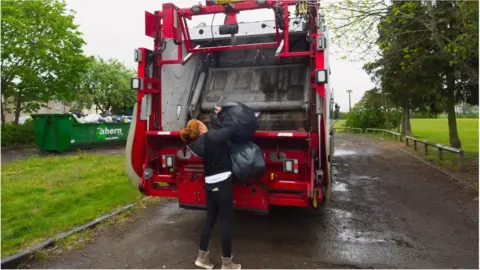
[399,134,403,142]
[457,151,464,172]
[424,144,428,156]
[373,130,376,136]
[413,140,417,151]
[438,148,443,160]
[406,137,409,146]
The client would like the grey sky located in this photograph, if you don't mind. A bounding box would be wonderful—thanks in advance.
[65,0,374,112]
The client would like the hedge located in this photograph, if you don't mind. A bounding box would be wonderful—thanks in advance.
[1,120,35,147]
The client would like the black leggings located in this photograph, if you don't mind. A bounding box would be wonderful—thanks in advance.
[199,177,233,258]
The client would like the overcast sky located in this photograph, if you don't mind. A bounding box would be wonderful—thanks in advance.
[65,0,374,112]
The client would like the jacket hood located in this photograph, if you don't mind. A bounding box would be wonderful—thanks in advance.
[186,134,205,159]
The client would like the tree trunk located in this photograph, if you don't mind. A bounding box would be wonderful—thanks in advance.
[401,103,412,136]
[1,94,5,124]
[446,66,462,149]
[1,79,7,124]
[14,90,22,125]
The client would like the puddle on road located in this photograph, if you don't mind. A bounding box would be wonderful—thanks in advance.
[332,166,339,176]
[149,201,182,226]
[339,230,387,244]
[334,149,357,156]
[338,230,414,248]
[332,182,348,192]
[330,208,353,219]
[352,175,379,181]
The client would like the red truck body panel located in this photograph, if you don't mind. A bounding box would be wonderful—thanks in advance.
[127,0,333,214]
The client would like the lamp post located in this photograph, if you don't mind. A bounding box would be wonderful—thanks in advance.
[346,90,353,112]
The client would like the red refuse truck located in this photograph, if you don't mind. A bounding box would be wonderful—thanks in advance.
[126,0,337,214]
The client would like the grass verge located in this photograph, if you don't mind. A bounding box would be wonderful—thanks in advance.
[26,197,162,267]
[333,119,346,129]
[408,119,478,179]
[1,153,142,258]
[410,118,478,153]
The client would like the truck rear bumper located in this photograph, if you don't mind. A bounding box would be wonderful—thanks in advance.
[179,203,269,215]
[144,180,320,214]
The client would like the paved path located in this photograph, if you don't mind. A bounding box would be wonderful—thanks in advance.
[30,134,478,269]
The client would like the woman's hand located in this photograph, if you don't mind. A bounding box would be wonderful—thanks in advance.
[214,106,222,114]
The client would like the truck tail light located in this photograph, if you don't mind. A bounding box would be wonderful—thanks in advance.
[283,159,298,174]
[162,155,175,169]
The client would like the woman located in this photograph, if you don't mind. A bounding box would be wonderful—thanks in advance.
[180,106,241,270]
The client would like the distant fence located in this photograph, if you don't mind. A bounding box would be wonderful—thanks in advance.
[335,127,464,172]
[365,128,403,142]
[334,127,363,133]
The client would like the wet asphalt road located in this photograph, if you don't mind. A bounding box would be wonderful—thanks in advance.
[31,134,478,269]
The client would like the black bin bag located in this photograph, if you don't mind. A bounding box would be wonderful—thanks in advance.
[210,102,259,142]
[230,141,266,184]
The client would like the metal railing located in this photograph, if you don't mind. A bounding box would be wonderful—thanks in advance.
[334,127,363,133]
[404,136,464,172]
[361,128,464,172]
[365,128,403,142]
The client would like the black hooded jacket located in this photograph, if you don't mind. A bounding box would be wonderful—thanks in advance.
[187,125,237,178]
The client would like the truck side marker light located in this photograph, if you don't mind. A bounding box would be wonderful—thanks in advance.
[134,49,142,62]
[315,69,328,84]
[131,78,143,90]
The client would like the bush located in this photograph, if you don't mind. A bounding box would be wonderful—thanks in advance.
[345,105,387,129]
[338,112,349,120]
[1,119,35,147]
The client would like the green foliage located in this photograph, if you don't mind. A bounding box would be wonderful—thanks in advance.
[1,0,90,123]
[75,57,136,115]
[329,0,477,147]
[455,113,479,119]
[338,112,349,120]
[1,119,35,147]
[345,103,386,130]
[346,88,402,129]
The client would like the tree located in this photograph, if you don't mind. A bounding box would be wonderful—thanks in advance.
[334,0,478,147]
[363,1,444,136]
[76,57,136,115]
[427,0,479,148]
[1,0,90,124]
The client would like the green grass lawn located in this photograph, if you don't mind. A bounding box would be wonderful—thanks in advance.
[1,153,142,257]
[334,118,478,153]
[333,119,346,129]
[410,118,478,153]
